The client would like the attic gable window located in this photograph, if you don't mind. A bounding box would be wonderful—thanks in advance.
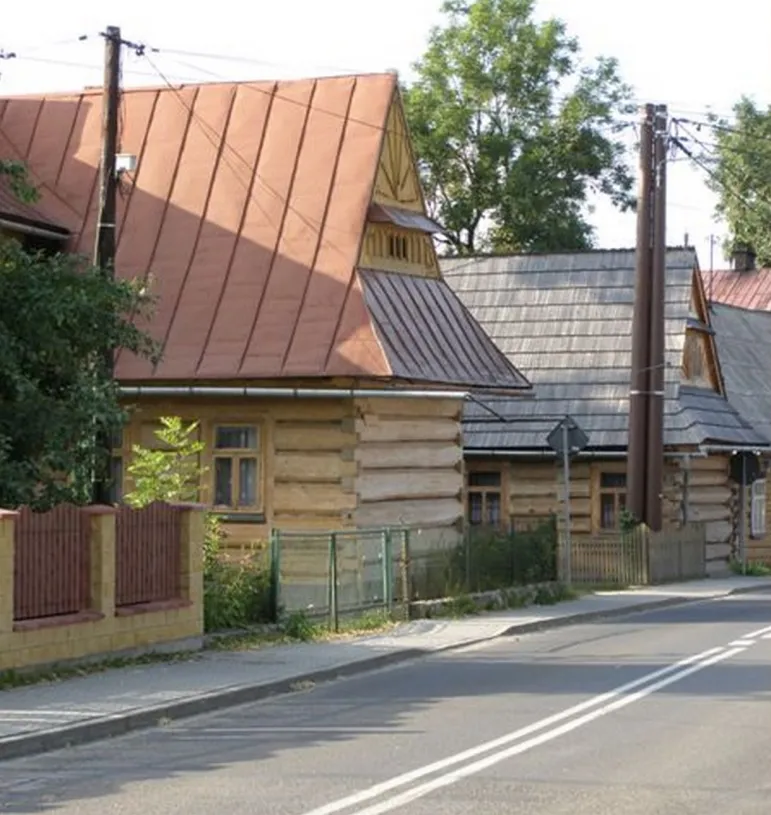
[388,234,408,260]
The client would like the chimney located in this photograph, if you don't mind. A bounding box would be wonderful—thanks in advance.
[731,243,756,272]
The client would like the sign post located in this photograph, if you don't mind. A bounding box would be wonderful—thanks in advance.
[547,416,589,585]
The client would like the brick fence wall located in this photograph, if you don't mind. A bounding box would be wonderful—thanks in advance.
[0,502,205,672]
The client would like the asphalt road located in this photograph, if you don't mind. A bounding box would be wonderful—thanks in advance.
[2,590,771,815]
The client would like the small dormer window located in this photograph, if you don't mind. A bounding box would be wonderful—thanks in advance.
[388,234,408,260]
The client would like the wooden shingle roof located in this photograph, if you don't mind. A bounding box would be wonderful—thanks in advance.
[710,303,771,444]
[442,249,767,451]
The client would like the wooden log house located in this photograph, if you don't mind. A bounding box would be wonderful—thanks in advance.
[0,73,530,550]
[442,248,771,574]
[708,303,771,565]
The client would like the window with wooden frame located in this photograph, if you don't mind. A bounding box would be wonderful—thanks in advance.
[750,479,767,538]
[213,425,261,511]
[467,470,503,526]
[596,471,627,530]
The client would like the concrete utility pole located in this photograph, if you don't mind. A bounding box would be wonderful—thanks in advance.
[627,104,655,523]
[645,104,668,532]
[91,25,122,506]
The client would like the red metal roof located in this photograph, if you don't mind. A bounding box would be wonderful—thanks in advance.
[0,75,528,390]
[702,268,771,310]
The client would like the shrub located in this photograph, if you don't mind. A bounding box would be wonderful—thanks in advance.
[457,517,558,593]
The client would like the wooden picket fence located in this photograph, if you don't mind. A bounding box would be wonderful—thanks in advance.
[567,523,707,586]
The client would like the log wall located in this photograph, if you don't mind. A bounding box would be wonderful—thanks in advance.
[353,397,464,551]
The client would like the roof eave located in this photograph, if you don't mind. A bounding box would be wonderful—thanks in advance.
[0,214,71,241]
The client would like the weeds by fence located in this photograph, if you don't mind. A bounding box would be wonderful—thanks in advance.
[270,518,559,627]
[410,518,558,598]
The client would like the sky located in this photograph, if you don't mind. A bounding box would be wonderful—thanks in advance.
[1,0,769,269]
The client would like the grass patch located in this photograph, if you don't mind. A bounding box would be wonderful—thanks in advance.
[729,558,771,577]
[428,581,579,619]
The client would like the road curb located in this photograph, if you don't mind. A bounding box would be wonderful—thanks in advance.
[0,583,768,762]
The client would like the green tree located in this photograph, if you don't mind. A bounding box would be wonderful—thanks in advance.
[706,97,771,266]
[124,417,204,507]
[403,0,635,255]
[0,235,158,508]
[0,159,37,202]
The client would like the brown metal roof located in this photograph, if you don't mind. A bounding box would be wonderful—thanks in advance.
[1,74,506,387]
[702,268,771,310]
[0,176,70,236]
[359,268,530,391]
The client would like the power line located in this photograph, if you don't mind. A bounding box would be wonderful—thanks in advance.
[2,53,205,84]
[673,116,771,146]
[671,134,767,225]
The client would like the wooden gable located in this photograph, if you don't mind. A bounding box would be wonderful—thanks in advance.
[360,90,440,278]
[372,91,424,212]
[682,269,724,394]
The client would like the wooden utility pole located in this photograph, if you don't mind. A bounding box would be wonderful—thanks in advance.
[645,104,668,531]
[627,104,655,523]
[91,25,122,506]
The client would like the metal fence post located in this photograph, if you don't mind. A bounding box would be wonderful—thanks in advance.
[328,533,339,632]
[382,529,394,615]
[269,528,281,622]
[464,526,472,592]
[401,529,411,621]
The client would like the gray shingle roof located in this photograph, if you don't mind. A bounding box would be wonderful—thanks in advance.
[442,249,769,452]
[710,303,771,444]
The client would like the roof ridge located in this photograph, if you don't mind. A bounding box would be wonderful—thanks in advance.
[1,72,399,102]
[439,246,696,262]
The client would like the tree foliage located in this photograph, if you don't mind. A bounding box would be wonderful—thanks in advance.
[706,97,771,266]
[0,236,158,508]
[0,159,38,203]
[124,417,205,507]
[403,0,635,255]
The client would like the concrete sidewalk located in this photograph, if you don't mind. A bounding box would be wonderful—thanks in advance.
[1,576,769,762]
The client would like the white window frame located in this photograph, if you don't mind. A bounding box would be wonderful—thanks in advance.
[750,479,767,539]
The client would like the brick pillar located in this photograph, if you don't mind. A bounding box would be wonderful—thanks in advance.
[83,506,117,618]
[0,510,18,634]
[175,504,205,631]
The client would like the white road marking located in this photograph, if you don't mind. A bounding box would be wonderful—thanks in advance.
[298,645,726,815]
[730,640,756,647]
[345,647,745,815]
[763,633,771,640]
[743,624,771,639]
